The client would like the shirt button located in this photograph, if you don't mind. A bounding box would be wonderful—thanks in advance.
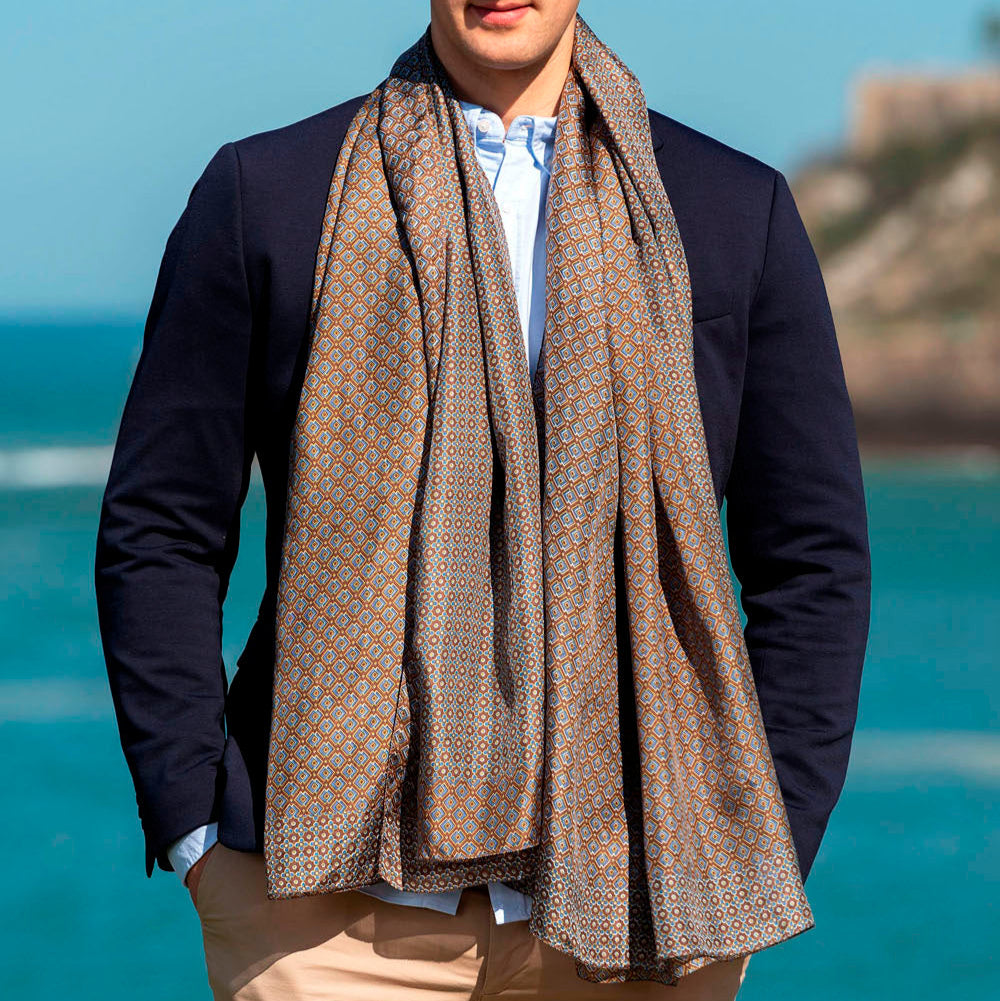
[477,120,489,134]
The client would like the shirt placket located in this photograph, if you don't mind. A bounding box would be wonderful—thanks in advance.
[490,121,535,371]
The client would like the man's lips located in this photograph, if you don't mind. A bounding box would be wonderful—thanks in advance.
[469,2,532,27]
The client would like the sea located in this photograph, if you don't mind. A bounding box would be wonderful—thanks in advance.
[1,320,996,999]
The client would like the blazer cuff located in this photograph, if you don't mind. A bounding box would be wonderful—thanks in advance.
[784,804,828,885]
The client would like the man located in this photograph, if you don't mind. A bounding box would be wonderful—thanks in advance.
[95,1,871,998]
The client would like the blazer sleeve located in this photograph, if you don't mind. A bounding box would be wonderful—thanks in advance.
[724,169,873,884]
[94,142,254,878]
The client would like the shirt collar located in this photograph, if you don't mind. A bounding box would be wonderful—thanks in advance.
[459,99,557,172]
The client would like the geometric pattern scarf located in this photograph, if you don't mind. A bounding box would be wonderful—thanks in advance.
[264,13,814,984]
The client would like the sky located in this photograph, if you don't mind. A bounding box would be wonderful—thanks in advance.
[2,0,994,317]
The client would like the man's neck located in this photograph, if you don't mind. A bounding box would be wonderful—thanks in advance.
[429,21,574,130]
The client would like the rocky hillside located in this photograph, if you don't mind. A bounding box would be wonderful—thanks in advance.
[788,115,1000,450]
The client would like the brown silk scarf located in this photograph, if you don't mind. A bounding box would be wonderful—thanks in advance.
[264,14,814,984]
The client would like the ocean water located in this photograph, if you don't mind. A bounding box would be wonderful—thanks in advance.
[1,321,997,999]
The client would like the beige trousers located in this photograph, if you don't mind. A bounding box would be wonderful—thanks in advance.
[194,843,751,1001]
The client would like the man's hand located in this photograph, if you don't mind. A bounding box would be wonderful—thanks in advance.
[185,842,219,908]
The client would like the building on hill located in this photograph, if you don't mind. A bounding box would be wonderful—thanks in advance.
[849,67,1000,155]
[786,65,1000,451]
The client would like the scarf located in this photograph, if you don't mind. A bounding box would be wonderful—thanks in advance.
[263,14,814,985]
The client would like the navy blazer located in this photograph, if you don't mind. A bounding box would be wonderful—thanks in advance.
[94,94,872,884]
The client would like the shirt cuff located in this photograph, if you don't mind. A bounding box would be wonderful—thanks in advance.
[166,822,219,886]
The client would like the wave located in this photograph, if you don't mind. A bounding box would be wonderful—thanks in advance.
[0,445,114,488]
[0,678,114,722]
[0,445,264,489]
[2,677,998,788]
[848,729,1000,781]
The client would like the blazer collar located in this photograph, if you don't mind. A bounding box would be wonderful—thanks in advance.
[650,115,664,152]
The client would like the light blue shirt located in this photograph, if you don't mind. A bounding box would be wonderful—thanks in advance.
[460,99,555,382]
[168,98,556,926]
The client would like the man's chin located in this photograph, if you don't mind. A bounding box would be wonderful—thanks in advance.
[459,36,549,72]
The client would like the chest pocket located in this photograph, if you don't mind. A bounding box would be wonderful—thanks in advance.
[691,285,734,324]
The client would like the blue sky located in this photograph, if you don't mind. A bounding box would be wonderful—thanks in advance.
[2,0,991,316]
